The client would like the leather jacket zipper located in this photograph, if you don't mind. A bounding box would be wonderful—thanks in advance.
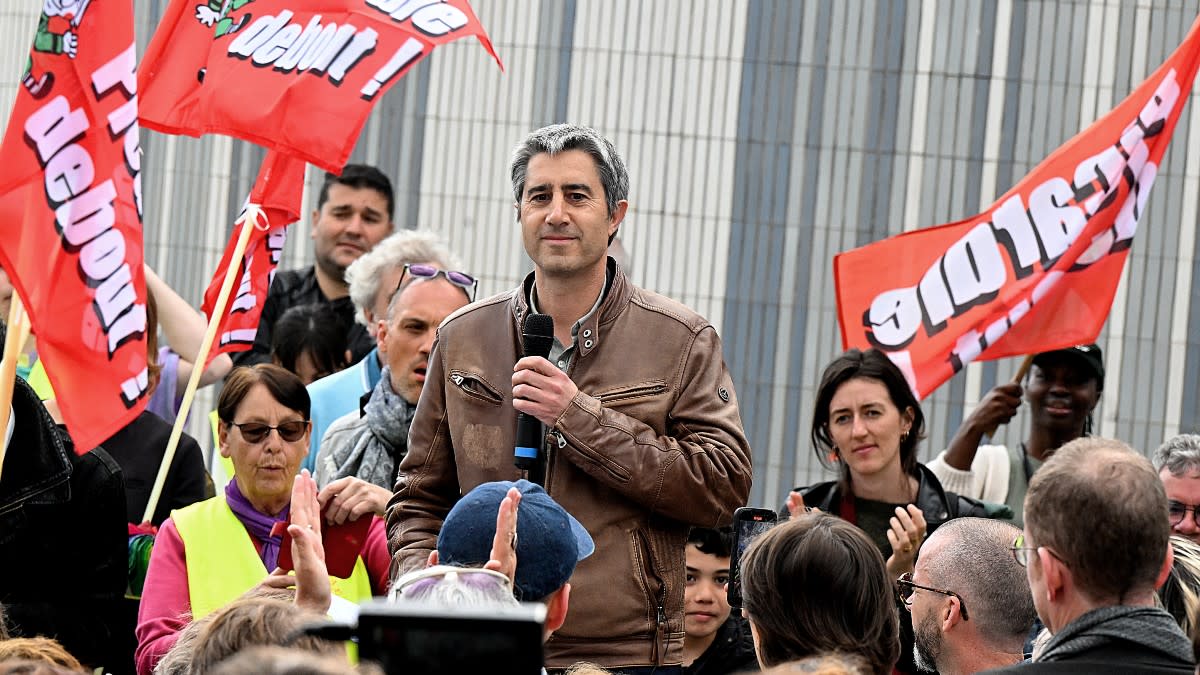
[595,382,667,405]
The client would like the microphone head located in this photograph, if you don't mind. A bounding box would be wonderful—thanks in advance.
[522,313,555,359]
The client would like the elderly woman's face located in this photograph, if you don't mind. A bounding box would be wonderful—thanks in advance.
[219,383,310,514]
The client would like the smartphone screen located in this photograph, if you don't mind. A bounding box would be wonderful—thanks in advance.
[726,507,778,609]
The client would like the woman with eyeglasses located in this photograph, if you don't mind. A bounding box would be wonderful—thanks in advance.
[134,365,392,675]
[786,348,989,674]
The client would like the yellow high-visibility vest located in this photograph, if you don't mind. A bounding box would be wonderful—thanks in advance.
[172,495,372,620]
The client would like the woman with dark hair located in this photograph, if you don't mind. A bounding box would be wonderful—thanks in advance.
[271,304,352,385]
[134,365,392,675]
[787,349,987,674]
[741,513,900,674]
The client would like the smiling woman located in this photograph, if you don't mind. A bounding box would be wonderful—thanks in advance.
[134,365,394,675]
[786,348,990,675]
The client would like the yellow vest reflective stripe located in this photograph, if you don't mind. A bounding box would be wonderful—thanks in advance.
[172,495,373,620]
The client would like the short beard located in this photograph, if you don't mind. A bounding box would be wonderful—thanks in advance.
[913,610,943,673]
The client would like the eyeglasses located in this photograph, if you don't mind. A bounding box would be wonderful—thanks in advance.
[397,263,478,302]
[230,420,309,443]
[1010,533,1068,568]
[896,572,970,620]
[1169,500,1200,528]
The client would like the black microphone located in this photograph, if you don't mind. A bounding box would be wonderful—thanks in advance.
[515,313,554,478]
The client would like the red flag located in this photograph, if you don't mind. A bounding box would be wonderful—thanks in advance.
[0,0,148,453]
[835,14,1200,399]
[200,151,305,364]
[139,0,501,173]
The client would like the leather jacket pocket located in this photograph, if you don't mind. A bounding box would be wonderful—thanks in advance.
[594,380,667,407]
[449,370,504,406]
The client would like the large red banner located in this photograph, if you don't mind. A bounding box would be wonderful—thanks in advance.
[836,15,1200,399]
[139,0,500,173]
[201,151,305,364]
[0,0,148,452]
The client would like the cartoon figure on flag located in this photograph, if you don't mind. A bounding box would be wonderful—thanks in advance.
[21,0,93,97]
[194,0,252,38]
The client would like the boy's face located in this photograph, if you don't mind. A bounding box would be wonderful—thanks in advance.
[684,543,732,640]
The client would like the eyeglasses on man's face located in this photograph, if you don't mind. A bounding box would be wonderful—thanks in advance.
[396,263,478,302]
[1169,500,1200,529]
[1010,533,1068,568]
[896,572,969,620]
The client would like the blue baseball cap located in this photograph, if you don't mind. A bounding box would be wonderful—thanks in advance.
[438,480,594,601]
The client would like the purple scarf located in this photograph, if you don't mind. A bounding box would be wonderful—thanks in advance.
[225,481,290,571]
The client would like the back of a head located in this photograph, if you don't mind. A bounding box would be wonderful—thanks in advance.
[1160,535,1200,635]
[1025,437,1169,601]
[0,639,82,671]
[395,565,520,608]
[270,303,350,378]
[191,597,338,675]
[0,663,85,675]
[740,513,899,674]
[923,518,1036,648]
[760,653,871,675]
[209,646,376,675]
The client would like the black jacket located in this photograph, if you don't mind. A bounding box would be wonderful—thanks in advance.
[984,642,1193,674]
[0,376,128,671]
[232,267,372,367]
[684,615,757,675]
[101,410,211,526]
[791,462,989,530]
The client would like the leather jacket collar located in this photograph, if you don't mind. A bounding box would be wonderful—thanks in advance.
[512,258,631,361]
[795,463,959,527]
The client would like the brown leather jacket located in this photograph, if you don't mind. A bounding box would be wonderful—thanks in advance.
[387,261,752,668]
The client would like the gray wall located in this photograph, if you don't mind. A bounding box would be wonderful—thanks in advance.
[3,0,1200,509]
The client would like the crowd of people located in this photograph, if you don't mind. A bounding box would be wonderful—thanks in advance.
[2,124,1199,675]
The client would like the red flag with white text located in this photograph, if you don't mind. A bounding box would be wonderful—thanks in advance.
[835,14,1200,398]
[200,151,305,364]
[0,0,148,453]
[138,0,501,173]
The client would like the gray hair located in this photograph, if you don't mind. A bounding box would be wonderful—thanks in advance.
[1154,434,1200,477]
[344,229,458,321]
[923,518,1036,651]
[395,565,519,608]
[510,124,629,222]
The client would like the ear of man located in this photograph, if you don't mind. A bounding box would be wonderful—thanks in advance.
[544,584,571,635]
[1038,547,1067,604]
[941,596,965,633]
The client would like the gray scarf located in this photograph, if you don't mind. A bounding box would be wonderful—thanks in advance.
[329,367,416,489]
[1038,605,1193,664]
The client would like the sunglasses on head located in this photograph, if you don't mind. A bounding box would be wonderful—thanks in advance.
[231,420,309,443]
[397,263,478,302]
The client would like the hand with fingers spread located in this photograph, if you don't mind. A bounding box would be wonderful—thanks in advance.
[483,487,522,586]
[318,476,390,525]
[885,504,927,578]
[512,356,579,427]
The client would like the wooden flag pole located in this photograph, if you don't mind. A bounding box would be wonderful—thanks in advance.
[1011,354,1035,384]
[142,206,265,524]
[0,292,32,482]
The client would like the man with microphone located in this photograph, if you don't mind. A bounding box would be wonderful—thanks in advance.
[387,124,752,674]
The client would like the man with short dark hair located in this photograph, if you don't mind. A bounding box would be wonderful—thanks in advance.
[682,527,755,675]
[904,518,1035,674]
[236,164,396,367]
[388,124,752,672]
[986,437,1194,674]
[1154,434,1200,544]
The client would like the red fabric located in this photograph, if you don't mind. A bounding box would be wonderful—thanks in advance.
[138,0,501,173]
[135,513,389,675]
[0,0,148,453]
[835,14,1200,398]
[200,151,305,364]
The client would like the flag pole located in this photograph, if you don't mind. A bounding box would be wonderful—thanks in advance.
[0,292,31,482]
[1011,354,1035,384]
[142,205,265,524]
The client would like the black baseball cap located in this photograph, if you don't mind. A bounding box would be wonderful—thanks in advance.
[1032,343,1104,391]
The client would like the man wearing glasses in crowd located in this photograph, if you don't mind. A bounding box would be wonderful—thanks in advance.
[387,124,752,674]
[898,517,1035,675]
[990,437,1193,674]
[313,263,473,521]
[1153,434,1200,544]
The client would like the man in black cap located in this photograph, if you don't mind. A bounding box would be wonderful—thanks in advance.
[928,344,1104,526]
